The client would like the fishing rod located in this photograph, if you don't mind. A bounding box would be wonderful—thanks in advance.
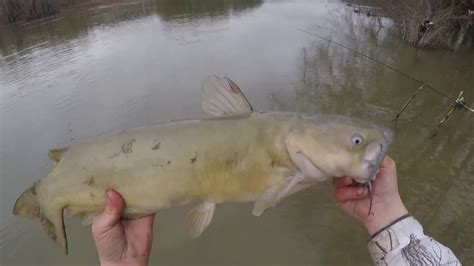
[294,27,474,114]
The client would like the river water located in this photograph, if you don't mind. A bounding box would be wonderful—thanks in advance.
[0,0,473,265]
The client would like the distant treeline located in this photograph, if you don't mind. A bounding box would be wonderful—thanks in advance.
[0,0,82,23]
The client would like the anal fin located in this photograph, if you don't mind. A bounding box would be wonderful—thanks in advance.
[186,201,215,238]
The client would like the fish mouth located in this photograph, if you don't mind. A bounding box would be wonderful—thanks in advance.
[358,128,393,184]
[366,144,387,181]
[360,128,392,216]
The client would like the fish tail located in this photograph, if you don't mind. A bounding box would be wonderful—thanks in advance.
[12,184,68,254]
[12,185,40,219]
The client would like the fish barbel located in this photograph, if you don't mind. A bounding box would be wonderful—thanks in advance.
[12,75,393,253]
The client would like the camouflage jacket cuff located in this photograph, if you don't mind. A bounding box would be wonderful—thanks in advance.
[367,216,424,263]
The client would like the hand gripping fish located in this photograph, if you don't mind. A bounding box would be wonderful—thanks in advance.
[13,75,393,253]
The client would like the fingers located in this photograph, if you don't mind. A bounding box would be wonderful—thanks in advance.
[124,214,156,231]
[381,155,396,170]
[124,214,156,250]
[139,214,156,228]
[92,190,125,236]
[333,177,367,202]
[333,176,354,188]
[334,186,367,203]
[375,155,397,181]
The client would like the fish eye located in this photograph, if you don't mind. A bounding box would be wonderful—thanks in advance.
[351,133,364,147]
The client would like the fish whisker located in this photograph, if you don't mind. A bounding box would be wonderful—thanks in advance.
[367,181,373,215]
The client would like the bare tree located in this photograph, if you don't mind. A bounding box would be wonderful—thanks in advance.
[383,0,472,49]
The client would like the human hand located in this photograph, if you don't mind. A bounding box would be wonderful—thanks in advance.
[92,190,155,266]
[333,156,408,236]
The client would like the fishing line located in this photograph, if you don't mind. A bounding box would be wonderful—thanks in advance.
[367,181,373,215]
[294,27,473,113]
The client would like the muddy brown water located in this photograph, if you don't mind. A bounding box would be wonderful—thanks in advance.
[1,0,473,265]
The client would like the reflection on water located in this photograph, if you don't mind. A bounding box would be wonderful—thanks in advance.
[1,0,473,265]
[0,0,262,57]
[156,0,263,20]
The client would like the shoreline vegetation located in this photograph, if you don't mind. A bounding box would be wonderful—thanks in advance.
[347,0,474,50]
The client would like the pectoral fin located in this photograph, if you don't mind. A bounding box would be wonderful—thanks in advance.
[201,75,253,117]
[122,207,157,219]
[186,201,215,238]
[286,136,325,181]
[252,176,303,217]
[81,213,99,227]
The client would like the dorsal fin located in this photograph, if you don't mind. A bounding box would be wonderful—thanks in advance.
[48,148,68,165]
[201,75,253,117]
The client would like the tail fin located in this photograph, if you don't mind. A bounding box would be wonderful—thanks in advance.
[12,185,40,218]
[12,184,68,254]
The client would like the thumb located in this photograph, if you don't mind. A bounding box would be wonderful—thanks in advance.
[92,190,125,235]
[376,156,397,183]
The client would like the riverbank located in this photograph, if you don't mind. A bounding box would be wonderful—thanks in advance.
[346,0,474,50]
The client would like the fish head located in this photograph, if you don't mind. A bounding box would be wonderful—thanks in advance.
[286,115,393,183]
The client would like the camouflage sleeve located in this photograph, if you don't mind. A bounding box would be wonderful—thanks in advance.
[367,216,461,265]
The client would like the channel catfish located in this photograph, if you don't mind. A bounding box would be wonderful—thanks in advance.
[13,75,393,253]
